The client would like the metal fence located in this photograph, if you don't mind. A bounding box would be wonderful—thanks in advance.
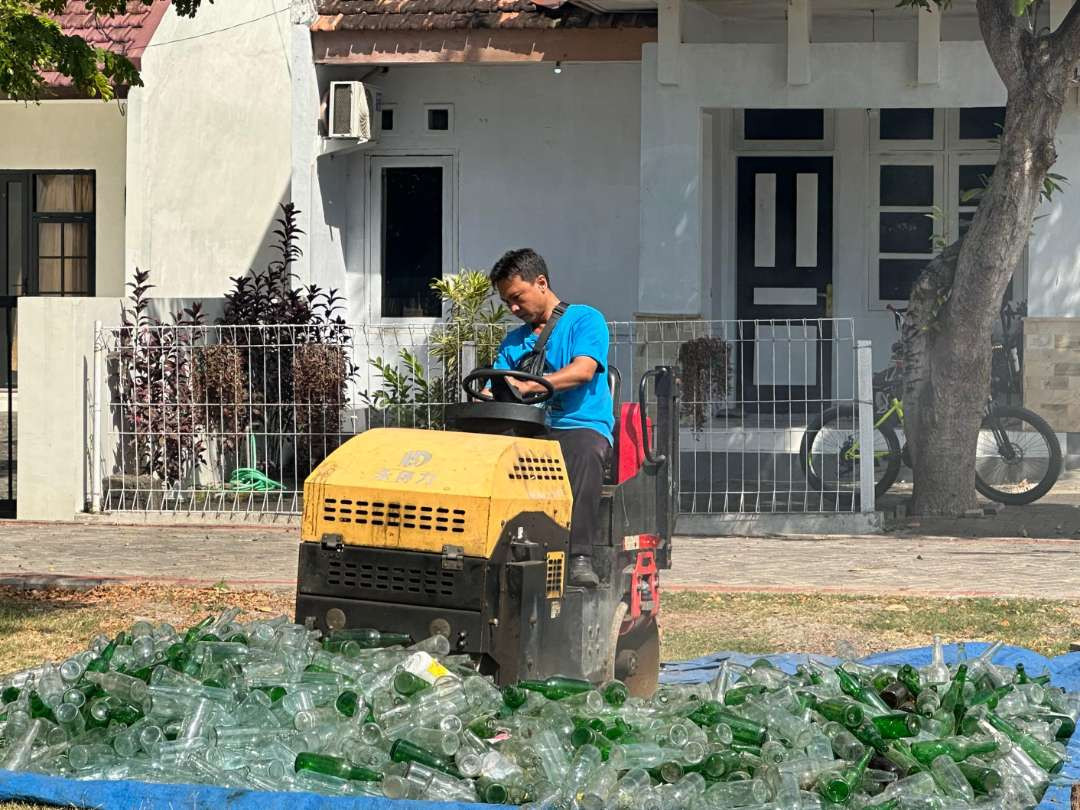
[93,318,874,518]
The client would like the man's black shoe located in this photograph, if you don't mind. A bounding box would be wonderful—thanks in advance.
[568,555,599,588]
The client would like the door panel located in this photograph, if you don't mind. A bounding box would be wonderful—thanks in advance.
[737,157,833,406]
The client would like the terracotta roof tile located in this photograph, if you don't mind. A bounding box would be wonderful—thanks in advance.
[42,0,170,91]
[313,0,655,31]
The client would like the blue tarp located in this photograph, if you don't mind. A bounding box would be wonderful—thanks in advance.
[0,644,1076,808]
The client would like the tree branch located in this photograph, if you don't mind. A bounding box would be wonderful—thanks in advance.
[1050,0,1080,69]
[977,0,1028,90]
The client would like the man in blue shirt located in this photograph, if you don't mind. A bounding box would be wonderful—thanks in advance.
[490,248,613,588]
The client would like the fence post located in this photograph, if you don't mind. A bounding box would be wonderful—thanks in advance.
[90,320,103,513]
[855,339,875,515]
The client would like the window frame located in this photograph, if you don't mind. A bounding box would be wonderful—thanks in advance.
[0,169,95,298]
[365,153,456,324]
[868,153,945,308]
[870,108,944,152]
[949,107,1006,150]
[733,108,835,151]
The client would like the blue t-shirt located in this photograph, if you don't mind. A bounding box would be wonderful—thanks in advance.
[494,304,614,444]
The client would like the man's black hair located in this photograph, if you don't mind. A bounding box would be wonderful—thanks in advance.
[489,248,549,286]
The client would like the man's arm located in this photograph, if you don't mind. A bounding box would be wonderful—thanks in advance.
[510,356,599,394]
[510,309,608,395]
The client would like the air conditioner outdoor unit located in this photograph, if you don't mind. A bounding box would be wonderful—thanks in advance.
[328,81,382,140]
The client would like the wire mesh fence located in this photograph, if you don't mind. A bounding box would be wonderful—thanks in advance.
[94,317,871,517]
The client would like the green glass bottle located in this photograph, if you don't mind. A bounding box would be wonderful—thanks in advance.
[326,628,412,648]
[897,663,922,696]
[686,702,767,746]
[335,690,361,718]
[501,685,528,710]
[939,664,968,724]
[910,736,998,766]
[871,712,920,739]
[600,679,629,707]
[1038,710,1076,740]
[226,632,248,645]
[1015,663,1030,684]
[570,726,613,758]
[882,741,922,776]
[2,686,21,704]
[818,748,873,803]
[956,761,1002,795]
[603,717,633,741]
[850,718,889,753]
[389,738,462,777]
[467,715,498,739]
[984,710,1065,773]
[393,671,430,697]
[28,692,56,724]
[183,616,214,645]
[722,683,766,706]
[85,638,119,674]
[967,684,1011,712]
[690,750,741,780]
[294,751,381,782]
[835,666,891,714]
[517,676,593,701]
[814,697,864,728]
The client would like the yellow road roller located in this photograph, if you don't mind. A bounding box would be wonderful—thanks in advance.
[294,365,678,696]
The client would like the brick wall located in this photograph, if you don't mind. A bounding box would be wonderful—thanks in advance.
[1023,317,1080,432]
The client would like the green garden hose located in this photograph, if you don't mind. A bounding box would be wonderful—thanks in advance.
[227,431,284,491]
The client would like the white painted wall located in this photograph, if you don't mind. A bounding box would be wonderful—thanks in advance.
[18,296,120,520]
[1030,105,1080,318]
[639,40,1007,319]
[0,102,127,296]
[297,62,644,323]
[125,0,293,299]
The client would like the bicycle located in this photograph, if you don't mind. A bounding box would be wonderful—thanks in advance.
[799,305,1062,505]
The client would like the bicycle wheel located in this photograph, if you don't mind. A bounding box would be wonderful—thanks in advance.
[974,405,1062,505]
[801,404,902,500]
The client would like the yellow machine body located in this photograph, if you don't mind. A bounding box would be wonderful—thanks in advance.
[301,427,573,558]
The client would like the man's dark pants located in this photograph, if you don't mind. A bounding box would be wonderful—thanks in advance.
[549,428,611,557]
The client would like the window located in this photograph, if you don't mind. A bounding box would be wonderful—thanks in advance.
[872,157,943,302]
[870,108,1011,304]
[744,109,824,141]
[424,104,453,134]
[0,171,94,297]
[735,109,834,150]
[368,156,454,320]
[958,107,1005,142]
[381,107,395,132]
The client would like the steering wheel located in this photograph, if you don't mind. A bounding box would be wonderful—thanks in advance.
[462,368,556,406]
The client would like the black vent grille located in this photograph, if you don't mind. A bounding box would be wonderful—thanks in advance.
[325,557,457,597]
[509,454,567,482]
[322,499,467,534]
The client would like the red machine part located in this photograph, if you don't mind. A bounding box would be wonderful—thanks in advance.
[616,404,652,484]
[627,534,660,620]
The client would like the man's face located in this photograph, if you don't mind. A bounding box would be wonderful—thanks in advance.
[496,274,549,324]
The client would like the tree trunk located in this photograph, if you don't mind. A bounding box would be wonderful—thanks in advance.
[903,13,1070,515]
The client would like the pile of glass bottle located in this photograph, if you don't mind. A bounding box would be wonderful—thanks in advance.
[0,611,1074,809]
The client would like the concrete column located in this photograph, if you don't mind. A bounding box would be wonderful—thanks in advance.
[639,45,705,316]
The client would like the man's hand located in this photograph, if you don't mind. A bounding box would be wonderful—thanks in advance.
[505,377,548,395]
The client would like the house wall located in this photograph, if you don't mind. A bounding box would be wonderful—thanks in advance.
[0,102,127,296]
[18,296,120,520]
[296,62,644,324]
[124,0,293,299]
